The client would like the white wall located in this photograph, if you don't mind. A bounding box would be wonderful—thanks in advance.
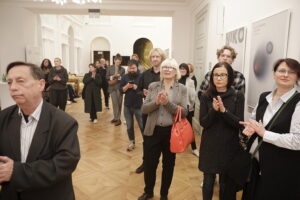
[38,15,172,75]
[0,4,37,76]
[189,0,300,115]
[81,16,172,75]
[190,0,300,71]
[172,9,192,64]
[40,15,84,73]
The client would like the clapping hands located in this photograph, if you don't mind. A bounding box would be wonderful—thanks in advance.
[156,91,168,105]
[239,119,266,137]
[212,96,226,113]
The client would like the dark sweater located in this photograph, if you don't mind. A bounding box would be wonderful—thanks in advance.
[120,73,143,109]
[48,66,68,90]
[137,67,160,98]
[199,88,244,173]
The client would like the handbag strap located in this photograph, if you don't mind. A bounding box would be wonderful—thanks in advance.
[251,91,298,158]
[174,106,182,122]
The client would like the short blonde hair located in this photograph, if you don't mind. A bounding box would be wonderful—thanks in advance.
[160,58,181,80]
[149,48,166,62]
[187,63,195,73]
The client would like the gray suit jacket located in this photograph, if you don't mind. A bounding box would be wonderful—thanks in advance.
[0,102,80,200]
[141,81,188,136]
[106,65,125,93]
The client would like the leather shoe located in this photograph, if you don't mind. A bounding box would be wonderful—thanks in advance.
[110,119,117,123]
[114,120,121,126]
[160,196,168,200]
[135,163,144,174]
[138,193,153,200]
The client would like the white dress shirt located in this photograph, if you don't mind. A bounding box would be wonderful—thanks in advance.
[250,88,300,160]
[18,100,43,163]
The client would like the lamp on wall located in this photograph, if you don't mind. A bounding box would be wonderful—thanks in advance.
[34,0,102,6]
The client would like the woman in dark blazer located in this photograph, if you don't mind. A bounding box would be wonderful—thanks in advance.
[138,58,188,200]
[199,62,244,200]
[83,63,102,123]
[240,58,300,200]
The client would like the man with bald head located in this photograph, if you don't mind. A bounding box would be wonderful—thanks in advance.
[0,61,80,200]
[48,57,68,111]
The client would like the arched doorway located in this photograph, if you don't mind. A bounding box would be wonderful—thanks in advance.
[68,26,75,73]
[133,38,153,70]
[90,37,110,64]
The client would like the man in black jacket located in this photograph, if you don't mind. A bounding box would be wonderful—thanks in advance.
[96,58,109,109]
[48,57,69,111]
[0,62,80,200]
[135,48,166,174]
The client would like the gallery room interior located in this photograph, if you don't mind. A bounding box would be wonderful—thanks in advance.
[0,0,300,199]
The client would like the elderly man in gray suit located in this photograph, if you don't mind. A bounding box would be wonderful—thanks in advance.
[106,54,125,126]
[0,61,80,200]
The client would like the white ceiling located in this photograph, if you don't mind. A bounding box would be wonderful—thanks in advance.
[0,0,193,16]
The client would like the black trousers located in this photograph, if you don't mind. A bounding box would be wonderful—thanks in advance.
[90,92,97,120]
[187,111,197,150]
[67,84,76,101]
[100,85,109,107]
[49,89,67,111]
[140,114,148,163]
[144,126,176,197]
[203,173,236,200]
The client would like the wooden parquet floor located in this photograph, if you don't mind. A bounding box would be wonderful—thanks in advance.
[66,98,242,200]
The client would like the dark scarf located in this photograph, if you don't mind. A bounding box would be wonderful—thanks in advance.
[179,74,189,85]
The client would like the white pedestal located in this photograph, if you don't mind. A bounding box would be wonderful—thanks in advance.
[0,82,15,110]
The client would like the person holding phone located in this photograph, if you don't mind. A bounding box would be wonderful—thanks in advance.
[120,59,143,151]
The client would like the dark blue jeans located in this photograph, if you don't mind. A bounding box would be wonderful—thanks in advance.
[124,105,143,142]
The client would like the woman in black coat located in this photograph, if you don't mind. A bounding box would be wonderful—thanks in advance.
[199,62,244,200]
[83,63,102,123]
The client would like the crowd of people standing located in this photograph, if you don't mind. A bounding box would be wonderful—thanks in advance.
[1,44,300,200]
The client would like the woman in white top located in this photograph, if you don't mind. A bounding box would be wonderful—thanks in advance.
[178,63,198,156]
[240,58,300,200]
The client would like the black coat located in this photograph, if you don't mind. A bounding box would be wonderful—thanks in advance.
[0,102,80,200]
[199,88,244,173]
[83,72,102,113]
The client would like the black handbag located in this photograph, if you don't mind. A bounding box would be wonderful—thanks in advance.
[226,92,298,190]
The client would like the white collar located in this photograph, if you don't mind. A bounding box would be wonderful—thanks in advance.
[18,99,43,121]
[266,87,297,103]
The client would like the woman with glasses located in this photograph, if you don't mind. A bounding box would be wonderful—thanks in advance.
[240,58,300,200]
[199,62,245,200]
[138,58,187,200]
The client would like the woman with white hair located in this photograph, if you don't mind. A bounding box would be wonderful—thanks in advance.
[138,58,188,200]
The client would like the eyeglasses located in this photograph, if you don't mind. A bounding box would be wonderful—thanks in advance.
[213,73,228,79]
[277,69,296,76]
[162,66,175,71]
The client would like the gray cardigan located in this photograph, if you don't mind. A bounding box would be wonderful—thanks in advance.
[142,81,188,136]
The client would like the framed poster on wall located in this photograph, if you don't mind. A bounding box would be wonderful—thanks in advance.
[248,10,290,108]
[225,27,247,73]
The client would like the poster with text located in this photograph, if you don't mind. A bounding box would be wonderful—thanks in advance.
[248,10,290,108]
[225,27,246,73]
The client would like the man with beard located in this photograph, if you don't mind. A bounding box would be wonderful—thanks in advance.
[120,59,143,151]
[135,48,166,174]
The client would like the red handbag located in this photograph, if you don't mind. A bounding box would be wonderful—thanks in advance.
[170,106,194,153]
